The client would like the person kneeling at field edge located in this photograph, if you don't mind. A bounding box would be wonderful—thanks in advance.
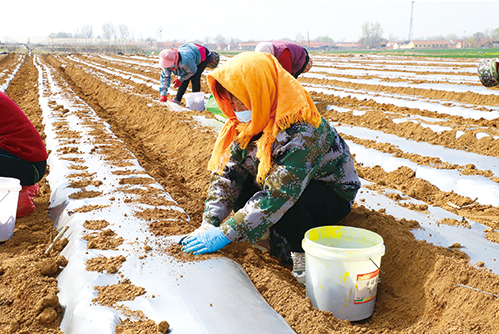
[180,52,360,285]
[0,92,47,225]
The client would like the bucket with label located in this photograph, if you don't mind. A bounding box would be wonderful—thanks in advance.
[0,177,22,242]
[302,226,385,321]
[184,92,205,111]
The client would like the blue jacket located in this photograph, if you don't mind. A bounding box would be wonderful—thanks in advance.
[159,43,202,96]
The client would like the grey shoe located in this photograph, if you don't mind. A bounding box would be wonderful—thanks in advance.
[291,251,306,285]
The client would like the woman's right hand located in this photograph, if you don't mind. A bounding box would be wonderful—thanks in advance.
[181,227,231,255]
[172,78,182,88]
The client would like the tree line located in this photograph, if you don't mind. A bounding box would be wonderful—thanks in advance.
[49,23,130,41]
[48,21,499,49]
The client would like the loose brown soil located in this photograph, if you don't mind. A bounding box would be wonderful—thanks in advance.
[1,52,498,333]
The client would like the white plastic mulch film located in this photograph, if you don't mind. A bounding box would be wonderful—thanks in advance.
[34,55,295,334]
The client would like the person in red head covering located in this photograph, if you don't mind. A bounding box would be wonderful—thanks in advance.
[0,91,47,218]
[255,40,313,78]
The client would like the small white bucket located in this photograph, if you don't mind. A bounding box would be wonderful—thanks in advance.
[302,226,385,321]
[184,92,205,111]
[0,177,22,242]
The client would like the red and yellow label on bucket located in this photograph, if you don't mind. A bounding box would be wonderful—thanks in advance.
[354,269,380,304]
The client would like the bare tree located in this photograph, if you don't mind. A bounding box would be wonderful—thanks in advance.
[315,35,334,43]
[49,32,72,38]
[82,25,94,39]
[473,32,487,40]
[473,32,487,47]
[360,21,384,49]
[214,34,226,43]
[493,27,499,40]
[73,28,83,38]
[295,32,305,43]
[483,28,493,41]
[102,22,116,40]
[387,33,399,41]
[119,24,129,40]
[145,37,155,49]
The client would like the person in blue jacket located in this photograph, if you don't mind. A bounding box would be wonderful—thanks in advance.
[158,43,213,105]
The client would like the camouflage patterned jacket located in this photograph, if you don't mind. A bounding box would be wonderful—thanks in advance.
[203,118,360,244]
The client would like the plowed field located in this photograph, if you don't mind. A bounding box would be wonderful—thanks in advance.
[1,51,499,333]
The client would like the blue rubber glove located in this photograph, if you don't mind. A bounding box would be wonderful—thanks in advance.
[181,227,231,255]
[178,223,214,245]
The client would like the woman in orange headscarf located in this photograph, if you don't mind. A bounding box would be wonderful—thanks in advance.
[181,52,360,284]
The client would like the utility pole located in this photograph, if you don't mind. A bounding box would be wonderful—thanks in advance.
[157,27,163,43]
[408,1,414,41]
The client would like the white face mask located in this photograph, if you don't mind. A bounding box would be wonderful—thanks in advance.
[234,109,252,123]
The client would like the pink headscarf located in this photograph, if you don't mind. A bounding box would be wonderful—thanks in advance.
[159,49,179,69]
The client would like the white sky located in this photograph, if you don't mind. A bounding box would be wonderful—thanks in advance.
[2,1,499,43]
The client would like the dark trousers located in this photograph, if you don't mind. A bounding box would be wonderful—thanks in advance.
[0,148,46,186]
[176,48,211,101]
[235,175,351,252]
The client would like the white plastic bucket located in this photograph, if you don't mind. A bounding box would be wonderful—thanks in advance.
[302,226,385,321]
[0,177,22,242]
[184,92,205,111]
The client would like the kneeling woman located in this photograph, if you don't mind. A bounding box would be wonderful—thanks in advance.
[181,52,360,284]
[0,91,47,225]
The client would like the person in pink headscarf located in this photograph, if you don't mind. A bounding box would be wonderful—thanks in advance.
[255,40,313,78]
[158,43,213,105]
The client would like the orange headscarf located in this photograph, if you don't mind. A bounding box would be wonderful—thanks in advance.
[207,52,321,184]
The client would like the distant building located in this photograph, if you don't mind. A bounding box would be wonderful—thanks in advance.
[385,41,399,50]
[413,40,453,49]
[297,40,337,51]
[397,40,453,50]
[238,41,260,51]
[335,42,359,50]
[450,39,466,48]
[239,40,338,52]
[156,42,184,50]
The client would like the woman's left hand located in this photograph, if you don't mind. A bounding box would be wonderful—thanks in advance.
[181,227,231,255]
